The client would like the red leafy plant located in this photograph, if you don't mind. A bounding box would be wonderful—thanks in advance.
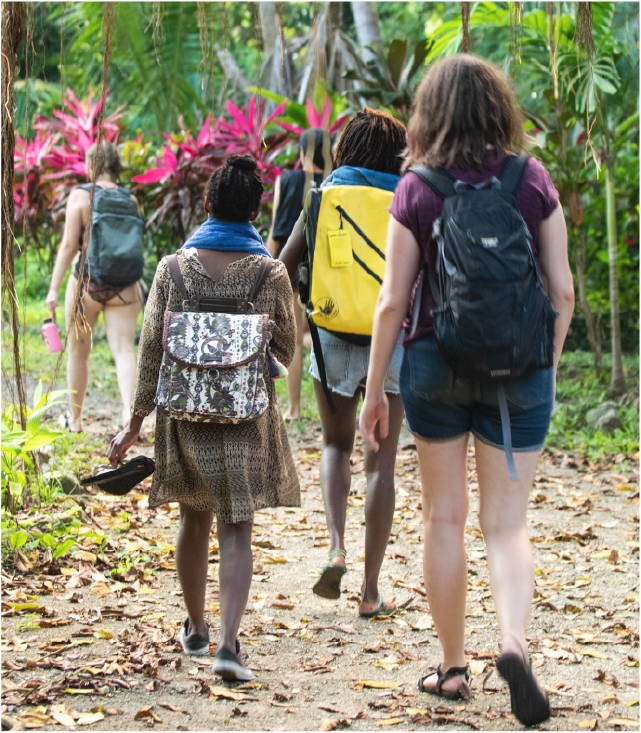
[13,130,58,237]
[33,88,124,220]
[132,97,293,243]
[277,96,349,136]
[131,116,224,242]
[215,98,290,186]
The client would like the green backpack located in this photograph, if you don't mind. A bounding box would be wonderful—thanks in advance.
[80,184,145,287]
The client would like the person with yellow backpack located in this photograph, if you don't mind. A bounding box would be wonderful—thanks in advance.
[280,109,406,617]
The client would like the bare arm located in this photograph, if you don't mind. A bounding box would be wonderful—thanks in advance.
[108,259,168,465]
[268,262,296,367]
[360,218,421,450]
[537,204,574,368]
[266,176,282,257]
[45,188,88,318]
[278,211,306,288]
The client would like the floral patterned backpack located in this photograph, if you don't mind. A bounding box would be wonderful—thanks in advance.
[155,254,274,423]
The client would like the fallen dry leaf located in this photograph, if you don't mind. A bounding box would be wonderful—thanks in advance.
[319,718,351,731]
[75,712,105,726]
[355,680,400,690]
[375,718,405,726]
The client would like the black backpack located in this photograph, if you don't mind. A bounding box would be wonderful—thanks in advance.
[410,155,557,477]
[80,184,145,287]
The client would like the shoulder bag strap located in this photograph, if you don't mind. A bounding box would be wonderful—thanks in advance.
[247,259,274,304]
[166,254,190,300]
[409,165,457,199]
[498,154,529,195]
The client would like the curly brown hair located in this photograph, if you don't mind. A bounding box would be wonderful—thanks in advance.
[333,107,407,175]
[407,54,526,171]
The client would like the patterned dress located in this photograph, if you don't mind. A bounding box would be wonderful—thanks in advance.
[132,249,300,522]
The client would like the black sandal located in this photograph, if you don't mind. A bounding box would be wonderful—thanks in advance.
[496,651,550,726]
[418,664,471,700]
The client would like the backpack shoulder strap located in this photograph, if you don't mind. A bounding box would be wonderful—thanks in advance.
[166,254,189,300]
[247,259,274,304]
[408,165,456,199]
[499,154,529,195]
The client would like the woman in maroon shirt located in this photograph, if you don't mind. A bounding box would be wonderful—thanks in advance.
[360,55,574,726]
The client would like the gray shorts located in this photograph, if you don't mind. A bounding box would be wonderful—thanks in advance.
[309,328,404,397]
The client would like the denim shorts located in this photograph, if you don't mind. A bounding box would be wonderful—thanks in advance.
[400,337,554,451]
[310,328,404,397]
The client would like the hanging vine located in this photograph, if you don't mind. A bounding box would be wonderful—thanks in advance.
[196,1,212,99]
[150,2,164,67]
[2,2,28,428]
[546,2,560,101]
[575,2,594,58]
[508,2,524,65]
[461,2,471,53]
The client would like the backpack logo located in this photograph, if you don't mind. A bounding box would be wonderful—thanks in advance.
[481,237,499,248]
[317,296,338,319]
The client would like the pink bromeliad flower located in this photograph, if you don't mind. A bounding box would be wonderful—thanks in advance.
[35,88,123,180]
[13,129,58,230]
[278,96,349,136]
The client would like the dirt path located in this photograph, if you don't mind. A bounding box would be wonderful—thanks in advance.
[2,418,639,732]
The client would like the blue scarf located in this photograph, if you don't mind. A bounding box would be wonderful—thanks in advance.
[321,165,400,193]
[182,217,271,257]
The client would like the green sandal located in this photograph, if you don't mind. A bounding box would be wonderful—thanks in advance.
[312,550,347,600]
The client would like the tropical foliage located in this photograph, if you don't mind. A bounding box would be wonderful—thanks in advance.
[6,1,640,421]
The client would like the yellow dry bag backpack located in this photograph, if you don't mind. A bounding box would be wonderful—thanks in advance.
[302,184,394,341]
[298,183,394,406]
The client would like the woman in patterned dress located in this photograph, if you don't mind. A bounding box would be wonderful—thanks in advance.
[108,156,300,681]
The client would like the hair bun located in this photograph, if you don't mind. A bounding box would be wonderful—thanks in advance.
[226,155,257,172]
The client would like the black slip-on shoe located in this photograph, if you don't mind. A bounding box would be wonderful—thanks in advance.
[179,618,210,656]
[212,645,253,681]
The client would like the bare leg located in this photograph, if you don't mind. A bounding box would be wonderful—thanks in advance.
[217,517,253,651]
[176,505,213,636]
[476,440,540,657]
[359,393,404,614]
[285,298,305,420]
[416,434,470,694]
[313,380,360,571]
[103,284,142,426]
[64,275,101,431]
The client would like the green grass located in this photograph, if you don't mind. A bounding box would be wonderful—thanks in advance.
[548,350,639,462]
[274,349,320,423]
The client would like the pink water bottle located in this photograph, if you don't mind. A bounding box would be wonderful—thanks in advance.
[41,318,63,353]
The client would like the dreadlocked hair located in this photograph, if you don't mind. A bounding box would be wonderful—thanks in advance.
[333,108,407,175]
[206,155,264,222]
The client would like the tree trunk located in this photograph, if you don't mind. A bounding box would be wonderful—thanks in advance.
[574,225,602,376]
[351,2,381,63]
[259,2,278,56]
[214,43,250,89]
[1,2,27,429]
[604,158,626,395]
[258,2,292,98]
